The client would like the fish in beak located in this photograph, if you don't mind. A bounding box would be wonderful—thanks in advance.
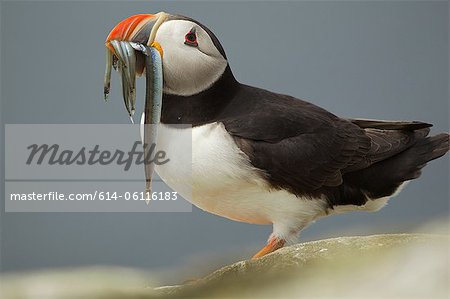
[104,12,168,197]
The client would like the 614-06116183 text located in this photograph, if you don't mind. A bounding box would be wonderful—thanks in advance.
[101,191,178,201]
[9,191,179,201]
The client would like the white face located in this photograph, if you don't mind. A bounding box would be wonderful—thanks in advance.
[154,19,228,96]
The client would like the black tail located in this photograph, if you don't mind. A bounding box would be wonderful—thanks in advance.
[325,132,449,207]
[399,133,450,178]
[352,132,449,197]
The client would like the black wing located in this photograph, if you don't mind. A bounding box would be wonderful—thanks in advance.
[222,85,425,195]
[349,118,431,131]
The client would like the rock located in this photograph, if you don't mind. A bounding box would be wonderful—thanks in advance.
[154,234,449,298]
[0,267,159,299]
[1,234,448,299]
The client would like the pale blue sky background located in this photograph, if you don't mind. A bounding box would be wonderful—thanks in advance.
[1,1,448,281]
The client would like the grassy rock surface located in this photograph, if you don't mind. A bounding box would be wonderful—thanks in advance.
[1,234,448,299]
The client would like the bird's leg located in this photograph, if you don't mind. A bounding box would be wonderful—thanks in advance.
[252,236,286,259]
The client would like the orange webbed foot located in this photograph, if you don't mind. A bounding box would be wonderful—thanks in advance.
[252,237,286,259]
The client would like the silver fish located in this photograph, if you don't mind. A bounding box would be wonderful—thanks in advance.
[104,40,163,202]
[143,46,163,201]
[103,48,112,101]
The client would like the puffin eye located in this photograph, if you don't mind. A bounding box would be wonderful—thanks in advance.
[184,29,198,47]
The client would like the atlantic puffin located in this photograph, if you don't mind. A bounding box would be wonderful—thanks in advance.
[104,13,450,259]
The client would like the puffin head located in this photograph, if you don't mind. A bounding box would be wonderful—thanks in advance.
[153,15,229,96]
[105,13,229,104]
[103,12,230,194]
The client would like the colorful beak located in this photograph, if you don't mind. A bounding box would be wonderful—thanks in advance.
[104,12,168,106]
[104,12,168,197]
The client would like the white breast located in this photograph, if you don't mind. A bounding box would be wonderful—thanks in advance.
[153,120,328,229]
